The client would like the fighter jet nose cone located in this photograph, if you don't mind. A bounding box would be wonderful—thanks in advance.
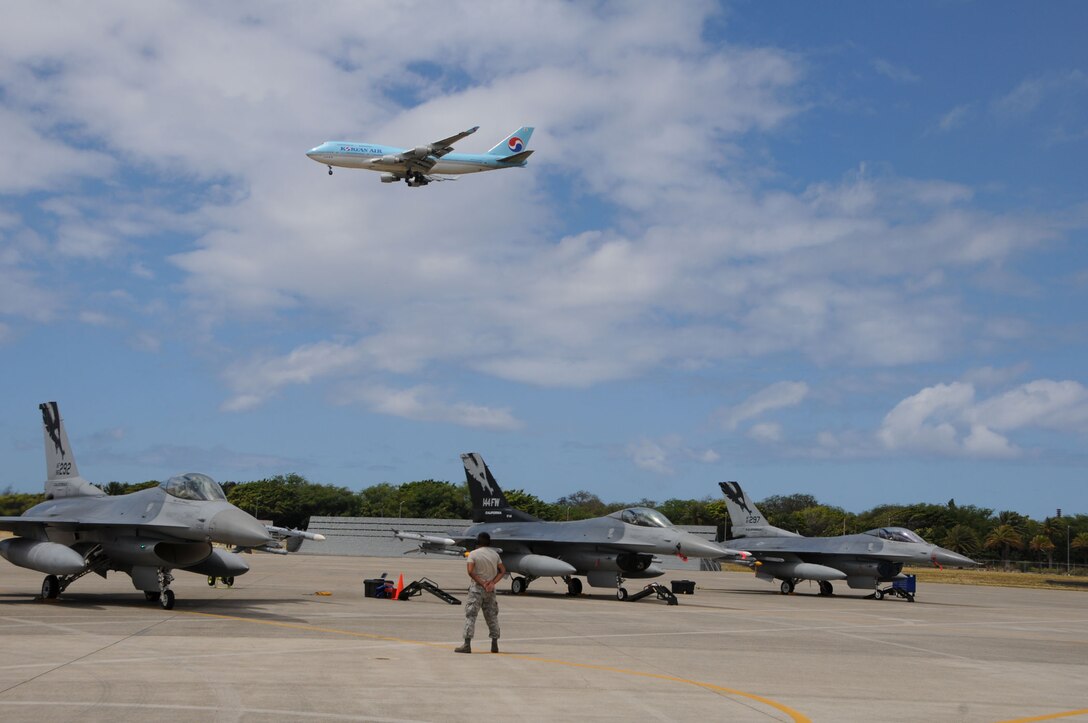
[933,547,978,568]
[210,508,271,548]
[678,533,729,559]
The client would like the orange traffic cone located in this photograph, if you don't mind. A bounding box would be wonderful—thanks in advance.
[394,573,404,600]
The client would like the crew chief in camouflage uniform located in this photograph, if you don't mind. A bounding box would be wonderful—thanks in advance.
[455,532,506,653]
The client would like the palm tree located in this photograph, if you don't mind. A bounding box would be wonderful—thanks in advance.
[985,524,1023,572]
[942,524,981,556]
[1072,532,1088,566]
[1028,534,1056,569]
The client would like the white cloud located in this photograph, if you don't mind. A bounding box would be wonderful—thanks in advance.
[873,58,920,84]
[877,378,1088,458]
[722,381,809,430]
[747,422,782,443]
[346,384,523,431]
[625,435,720,475]
[627,438,673,475]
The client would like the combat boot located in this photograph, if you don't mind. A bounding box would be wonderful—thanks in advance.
[454,638,471,654]
[490,638,499,653]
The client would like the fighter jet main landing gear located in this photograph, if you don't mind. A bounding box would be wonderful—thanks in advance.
[207,575,235,587]
[780,579,796,595]
[510,575,534,594]
[564,576,582,596]
[41,575,60,599]
[818,581,834,596]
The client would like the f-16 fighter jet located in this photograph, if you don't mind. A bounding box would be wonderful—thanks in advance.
[397,453,745,600]
[0,402,323,609]
[718,481,976,597]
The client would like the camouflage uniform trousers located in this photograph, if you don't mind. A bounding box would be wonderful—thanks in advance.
[463,583,500,640]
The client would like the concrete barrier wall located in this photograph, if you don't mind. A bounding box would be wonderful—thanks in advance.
[302,516,722,571]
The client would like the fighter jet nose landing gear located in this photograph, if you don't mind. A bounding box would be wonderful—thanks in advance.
[157,568,175,610]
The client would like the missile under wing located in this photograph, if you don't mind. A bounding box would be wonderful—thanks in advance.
[395,452,745,600]
[717,481,977,597]
[0,402,323,609]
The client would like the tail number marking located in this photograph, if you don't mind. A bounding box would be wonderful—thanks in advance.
[55,462,72,476]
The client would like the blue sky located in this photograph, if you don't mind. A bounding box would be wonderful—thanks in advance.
[2,1,1086,520]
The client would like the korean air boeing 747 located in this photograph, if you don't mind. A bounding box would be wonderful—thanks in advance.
[306,126,533,187]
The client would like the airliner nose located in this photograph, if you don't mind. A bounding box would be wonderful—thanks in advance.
[209,508,272,548]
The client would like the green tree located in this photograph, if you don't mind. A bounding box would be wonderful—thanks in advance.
[504,489,555,520]
[555,490,608,520]
[227,474,354,529]
[941,524,981,556]
[985,524,1024,571]
[1028,534,1056,568]
[1071,532,1088,565]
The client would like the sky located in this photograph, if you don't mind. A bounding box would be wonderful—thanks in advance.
[1,1,1086,520]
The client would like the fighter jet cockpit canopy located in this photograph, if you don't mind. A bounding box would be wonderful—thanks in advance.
[864,527,927,544]
[610,507,674,528]
[161,473,228,502]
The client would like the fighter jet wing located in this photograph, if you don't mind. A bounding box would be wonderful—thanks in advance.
[0,515,193,536]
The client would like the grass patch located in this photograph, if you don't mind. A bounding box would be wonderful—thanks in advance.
[905,567,1088,591]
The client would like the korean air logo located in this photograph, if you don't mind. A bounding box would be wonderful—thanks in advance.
[507,136,524,153]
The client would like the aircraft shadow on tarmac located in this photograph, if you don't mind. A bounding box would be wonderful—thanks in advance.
[0,592,323,622]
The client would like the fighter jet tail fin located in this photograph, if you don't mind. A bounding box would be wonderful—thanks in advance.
[461,452,539,523]
[39,402,105,499]
[718,481,795,539]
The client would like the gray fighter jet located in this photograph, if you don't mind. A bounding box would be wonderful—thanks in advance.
[718,481,977,597]
[396,452,744,600]
[0,402,323,609]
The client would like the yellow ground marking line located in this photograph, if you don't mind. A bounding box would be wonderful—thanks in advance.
[998,711,1088,722]
[178,609,810,722]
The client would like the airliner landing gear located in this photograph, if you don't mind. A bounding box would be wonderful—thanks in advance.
[564,576,582,596]
[327,165,333,175]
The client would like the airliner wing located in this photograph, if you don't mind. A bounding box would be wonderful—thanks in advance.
[429,126,479,157]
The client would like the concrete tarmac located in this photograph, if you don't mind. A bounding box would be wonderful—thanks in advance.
[0,555,1085,722]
